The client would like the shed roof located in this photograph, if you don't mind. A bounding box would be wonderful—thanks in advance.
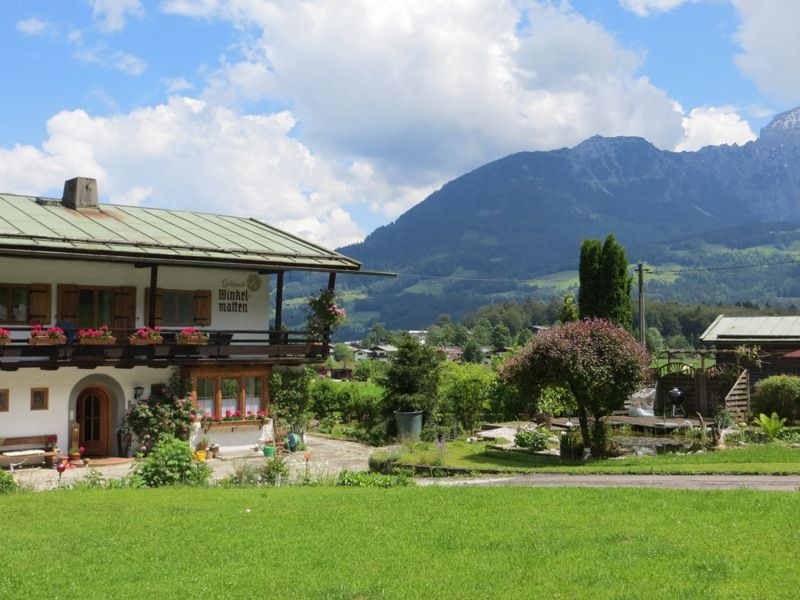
[0,193,361,272]
[699,315,800,343]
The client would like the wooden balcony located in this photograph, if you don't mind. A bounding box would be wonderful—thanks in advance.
[0,328,328,371]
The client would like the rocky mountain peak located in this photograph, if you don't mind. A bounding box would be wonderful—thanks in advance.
[759,105,800,147]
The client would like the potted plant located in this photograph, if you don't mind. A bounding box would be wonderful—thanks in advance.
[69,445,84,466]
[0,328,11,345]
[28,323,66,345]
[176,327,208,345]
[77,325,116,345]
[129,326,163,345]
[306,288,346,340]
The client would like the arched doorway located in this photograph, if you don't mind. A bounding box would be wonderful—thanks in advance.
[77,387,110,456]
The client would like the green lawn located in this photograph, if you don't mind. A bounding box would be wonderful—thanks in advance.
[390,441,800,475]
[2,487,799,598]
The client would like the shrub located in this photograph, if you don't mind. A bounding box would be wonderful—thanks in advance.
[310,378,340,416]
[0,469,18,494]
[753,375,800,423]
[335,470,415,488]
[536,385,577,418]
[259,456,289,485]
[133,435,211,487]
[752,412,787,441]
[560,429,584,459]
[120,373,197,455]
[514,427,551,450]
[713,408,736,430]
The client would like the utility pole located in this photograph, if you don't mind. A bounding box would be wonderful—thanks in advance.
[637,262,650,346]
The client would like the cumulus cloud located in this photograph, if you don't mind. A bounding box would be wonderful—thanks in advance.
[16,17,47,35]
[675,105,757,151]
[732,0,800,103]
[191,0,687,195]
[162,77,193,93]
[90,0,144,33]
[0,97,378,248]
[618,0,695,17]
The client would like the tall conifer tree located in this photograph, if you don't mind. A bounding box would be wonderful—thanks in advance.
[578,234,633,331]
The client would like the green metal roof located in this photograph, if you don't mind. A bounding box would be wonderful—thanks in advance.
[699,315,800,343]
[0,193,361,272]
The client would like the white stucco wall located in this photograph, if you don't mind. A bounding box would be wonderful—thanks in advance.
[0,256,271,337]
[0,366,170,453]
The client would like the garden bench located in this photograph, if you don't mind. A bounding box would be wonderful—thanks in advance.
[0,435,59,471]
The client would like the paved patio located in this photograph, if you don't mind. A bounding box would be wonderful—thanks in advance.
[11,434,373,491]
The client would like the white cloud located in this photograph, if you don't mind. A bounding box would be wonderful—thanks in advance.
[618,0,695,17]
[16,17,47,35]
[675,105,757,151]
[162,77,194,93]
[74,45,148,76]
[0,98,376,248]
[194,0,687,196]
[732,0,800,103]
[162,0,221,18]
[90,0,144,33]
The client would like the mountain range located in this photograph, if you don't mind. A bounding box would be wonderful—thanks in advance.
[319,107,800,335]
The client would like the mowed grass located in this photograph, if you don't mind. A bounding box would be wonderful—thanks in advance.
[2,486,800,599]
[395,441,800,475]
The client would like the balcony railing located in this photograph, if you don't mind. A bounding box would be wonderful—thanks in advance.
[0,326,328,370]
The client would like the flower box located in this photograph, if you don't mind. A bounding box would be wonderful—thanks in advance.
[28,336,66,345]
[0,337,11,346]
[78,337,116,346]
[128,336,164,345]
[201,419,264,432]
[176,335,208,345]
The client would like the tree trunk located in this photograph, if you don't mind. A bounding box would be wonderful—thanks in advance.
[591,415,607,458]
[577,406,590,455]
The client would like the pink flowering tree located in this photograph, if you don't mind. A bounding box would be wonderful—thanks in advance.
[500,319,649,456]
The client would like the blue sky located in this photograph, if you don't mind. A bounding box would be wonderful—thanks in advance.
[0,1,797,248]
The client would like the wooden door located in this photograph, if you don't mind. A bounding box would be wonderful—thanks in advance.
[77,387,109,456]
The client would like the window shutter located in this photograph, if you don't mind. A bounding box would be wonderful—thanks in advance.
[193,290,211,326]
[57,284,79,326]
[144,288,163,326]
[29,283,52,325]
[112,286,136,337]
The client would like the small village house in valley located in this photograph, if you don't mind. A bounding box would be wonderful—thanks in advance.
[0,177,363,459]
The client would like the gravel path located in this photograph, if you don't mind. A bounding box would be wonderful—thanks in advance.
[417,473,800,492]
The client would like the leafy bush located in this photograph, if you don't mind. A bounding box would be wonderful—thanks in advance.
[133,436,211,487]
[310,378,340,416]
[752,412,787,441]
[439,362,494,432]
[0,469,18,494]
[260,456,289,485]
[335,470,414,488]
[754,375,800,423]
[514,427,551,450]
[713,408,736,430]
[271,367,315,432]
[536,385,577,418]
[120,374,196,455]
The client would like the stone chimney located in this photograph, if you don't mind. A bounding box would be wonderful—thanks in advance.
[61,177,99,209]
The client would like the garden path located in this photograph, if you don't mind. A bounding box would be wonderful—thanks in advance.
[418,473,800,491]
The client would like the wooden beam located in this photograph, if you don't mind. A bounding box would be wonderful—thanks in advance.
[274,271,284,330]
[148,264,159,329]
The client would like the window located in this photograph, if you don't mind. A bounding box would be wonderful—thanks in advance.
[162,290,196,327]
[146,289,212,327]
[196,378,215,416]
[77,287,113,328]
[188,367,269,419]
[0,285,29,324]
[31,388,48,411]
[0,389,8,412]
